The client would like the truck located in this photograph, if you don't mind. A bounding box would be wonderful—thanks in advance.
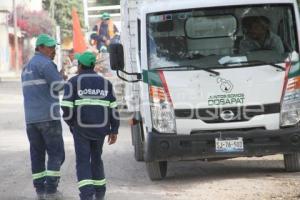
[110,0,300,180]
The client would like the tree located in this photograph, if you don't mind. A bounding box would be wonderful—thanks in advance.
[96,0,120,5]
[8,5,55,37]
[42,0,84,39]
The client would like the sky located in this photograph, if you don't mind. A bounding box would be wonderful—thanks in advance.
[0,0,42,12]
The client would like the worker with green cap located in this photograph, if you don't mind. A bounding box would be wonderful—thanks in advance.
[21,34,66,200]
[61,51,120,200]
[92,12,119,52]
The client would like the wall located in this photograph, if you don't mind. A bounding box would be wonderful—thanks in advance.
[0,11,10,72]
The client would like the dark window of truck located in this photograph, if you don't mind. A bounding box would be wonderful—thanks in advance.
[185,15,237,39]
[146,4,299,70]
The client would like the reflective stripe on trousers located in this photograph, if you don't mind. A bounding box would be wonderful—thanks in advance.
[78,179,106,188]
[32,170,61,180]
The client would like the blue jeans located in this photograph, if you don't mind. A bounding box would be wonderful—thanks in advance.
[26,120,65,194]
[73,130,106,200]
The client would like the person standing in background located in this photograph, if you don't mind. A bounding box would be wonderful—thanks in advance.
[91,12,119,52]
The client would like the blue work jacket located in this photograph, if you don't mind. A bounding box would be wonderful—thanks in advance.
[61,69,120,140]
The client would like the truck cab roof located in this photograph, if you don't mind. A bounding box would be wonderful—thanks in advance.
[141,0,297,14]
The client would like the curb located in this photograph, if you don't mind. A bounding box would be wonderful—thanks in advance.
[0,72,21,82]
[0,77,21,82]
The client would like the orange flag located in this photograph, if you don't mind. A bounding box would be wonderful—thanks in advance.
[72,7,87,53]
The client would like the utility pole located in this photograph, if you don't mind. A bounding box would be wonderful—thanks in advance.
[13,0,19,72]
[50,0,56,34]
[56,26,61,71]
[83,0,89,30]
[50,0,55,19]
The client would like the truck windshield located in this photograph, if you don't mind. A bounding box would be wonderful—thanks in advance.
[146,4,298,70]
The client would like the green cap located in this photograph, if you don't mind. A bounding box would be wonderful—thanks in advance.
[101,12,110,20]
[36,34,58,47]
[74,53,81,60]
[78,51,96,68]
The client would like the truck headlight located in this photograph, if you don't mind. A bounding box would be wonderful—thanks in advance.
[281,63,300,127]
[149,71,176,133]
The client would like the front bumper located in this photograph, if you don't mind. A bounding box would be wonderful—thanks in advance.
[144,127,300,162]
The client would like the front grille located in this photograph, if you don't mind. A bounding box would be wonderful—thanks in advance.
[175,103,280,123]
[190,127,266,135]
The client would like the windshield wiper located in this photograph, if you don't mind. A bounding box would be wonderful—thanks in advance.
[154,65,220,76]
[252,60,285,71]
[224,60,285,71]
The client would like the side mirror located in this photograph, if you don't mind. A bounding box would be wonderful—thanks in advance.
[108,43,142,83]
[108,43,124,71]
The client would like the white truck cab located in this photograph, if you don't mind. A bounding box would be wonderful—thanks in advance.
[110,0,300,180]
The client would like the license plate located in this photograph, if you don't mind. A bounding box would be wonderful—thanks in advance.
[215,137,244,152]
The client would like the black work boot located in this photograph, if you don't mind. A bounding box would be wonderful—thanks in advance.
[36,193,46,200]
[94,193,105,200]
[45,190,63,200]
[94,196,104,200]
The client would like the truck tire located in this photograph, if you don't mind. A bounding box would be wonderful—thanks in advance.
[146,161,167,180]
[284,153,300,172]
[131,122,144,161]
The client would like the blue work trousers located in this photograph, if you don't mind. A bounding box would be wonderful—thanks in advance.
[26,120,65,194]
[73,130,106,200]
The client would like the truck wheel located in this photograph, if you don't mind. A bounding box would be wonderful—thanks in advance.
[146,161,167,180]
[131,122,144,161]
[284,153,300,172]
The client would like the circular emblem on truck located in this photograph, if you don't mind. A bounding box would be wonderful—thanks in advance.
[217,78,233,93]
[220,110,235,121]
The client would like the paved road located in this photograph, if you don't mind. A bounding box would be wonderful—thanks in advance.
[0,81,300,200]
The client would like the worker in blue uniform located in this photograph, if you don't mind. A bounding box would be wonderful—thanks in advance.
[60,51,119,200]
[21,34,66,200]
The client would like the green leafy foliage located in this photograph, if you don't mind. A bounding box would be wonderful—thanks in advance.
[42,0,122,39]
[42,0,84,39]
[96,0,120,5]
